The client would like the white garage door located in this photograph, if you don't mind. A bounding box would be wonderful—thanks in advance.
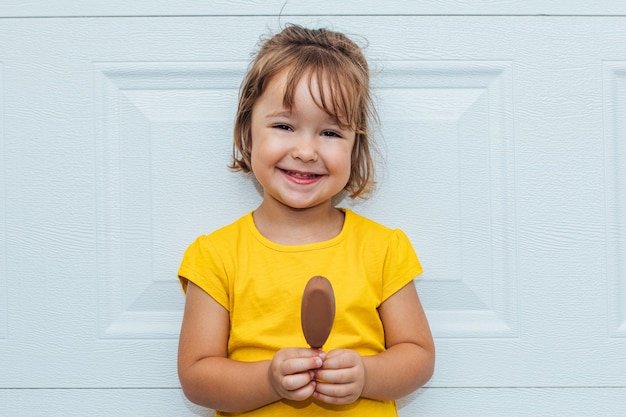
[1,2,625,416]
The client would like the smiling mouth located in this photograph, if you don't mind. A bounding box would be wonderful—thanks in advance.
[282,169,321,178]
[279,168,323,183]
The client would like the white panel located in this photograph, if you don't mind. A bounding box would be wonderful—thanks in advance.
[95,62,259,338]
[0,389,214,417]
[0,61,5,340]
[2,387,625,417]
[398,387,626,417]
[1,0,626,17]
[603,61,626,338]
[357,61,517,338]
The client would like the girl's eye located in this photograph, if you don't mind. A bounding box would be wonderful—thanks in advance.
[274,124,292,131]
[322,130,342,138]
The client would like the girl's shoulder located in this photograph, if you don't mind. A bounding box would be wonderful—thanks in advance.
[343,208,393,232]
[191,212,254,247]
[343,208,407,241]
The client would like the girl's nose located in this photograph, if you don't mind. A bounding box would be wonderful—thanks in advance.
[291,134,318,162]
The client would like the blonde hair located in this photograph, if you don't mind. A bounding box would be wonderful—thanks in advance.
[231,24,378,198]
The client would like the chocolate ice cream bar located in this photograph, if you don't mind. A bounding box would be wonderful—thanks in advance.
[301,275,335,349]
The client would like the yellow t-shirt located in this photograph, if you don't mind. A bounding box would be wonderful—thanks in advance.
[178,208,422,416]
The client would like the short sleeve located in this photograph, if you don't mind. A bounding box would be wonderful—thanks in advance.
[177,234,230,310]
[381,229,423,301]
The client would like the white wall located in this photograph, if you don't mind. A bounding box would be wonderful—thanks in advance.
[1,2,625,416]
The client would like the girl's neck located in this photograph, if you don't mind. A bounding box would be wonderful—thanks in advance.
[252,201,345,245]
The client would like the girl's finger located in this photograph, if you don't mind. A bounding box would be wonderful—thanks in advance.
[282,356,323,375]
[282,371,315,391]
[313,382,355,404]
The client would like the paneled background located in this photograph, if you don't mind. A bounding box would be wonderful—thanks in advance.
[1,2,625,416]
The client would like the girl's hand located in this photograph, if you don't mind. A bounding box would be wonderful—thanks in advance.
[268,348,325,401]
[313,349,366,405]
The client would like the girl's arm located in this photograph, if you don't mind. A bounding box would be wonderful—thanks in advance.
[362,281,435,399]
[178,281,324,412]
[314,281,435,403]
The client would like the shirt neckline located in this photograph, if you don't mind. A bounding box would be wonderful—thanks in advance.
[245,208,351,252]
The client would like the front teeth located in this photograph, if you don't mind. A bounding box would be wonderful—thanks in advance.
[286,170,318,178]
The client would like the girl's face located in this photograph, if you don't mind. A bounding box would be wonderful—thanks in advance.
[250,69,356,212]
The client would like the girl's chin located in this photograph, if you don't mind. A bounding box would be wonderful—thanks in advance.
[271,196,333,211]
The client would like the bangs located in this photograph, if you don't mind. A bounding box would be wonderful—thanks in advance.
[280,54,364,133]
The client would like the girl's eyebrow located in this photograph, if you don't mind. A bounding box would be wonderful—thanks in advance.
[265,110,292,118]
[265,109,347,129]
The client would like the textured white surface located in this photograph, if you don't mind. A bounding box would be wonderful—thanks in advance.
[1,0,626,17]
[1,388,626,416]
[1,6,625,416]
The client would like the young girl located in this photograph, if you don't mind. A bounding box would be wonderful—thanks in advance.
[177,24,435,416]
